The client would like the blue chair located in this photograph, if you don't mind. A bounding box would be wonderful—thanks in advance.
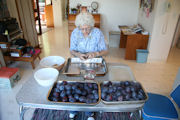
[142,69,180,120]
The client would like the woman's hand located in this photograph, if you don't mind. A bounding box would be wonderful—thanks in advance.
[86,52,98,59]
[78,53,88,60]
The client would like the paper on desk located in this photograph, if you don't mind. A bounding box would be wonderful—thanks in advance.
[71,58,103,63]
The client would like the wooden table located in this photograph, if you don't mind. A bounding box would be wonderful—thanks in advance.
[119,26,149,60]
[4,49,41,69]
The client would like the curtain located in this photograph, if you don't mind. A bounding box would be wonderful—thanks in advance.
[0,0,10,18]
[6,0,39,47]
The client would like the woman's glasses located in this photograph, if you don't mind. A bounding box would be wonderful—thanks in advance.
[79,27,91,32]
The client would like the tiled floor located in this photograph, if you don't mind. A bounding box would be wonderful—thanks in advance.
[0,21,180,120]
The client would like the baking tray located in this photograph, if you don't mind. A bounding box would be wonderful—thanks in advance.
[63,58,107,76]
[47,80,101,105]
[100,81,148,105]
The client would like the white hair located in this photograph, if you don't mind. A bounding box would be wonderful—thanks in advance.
[75,12,95,27]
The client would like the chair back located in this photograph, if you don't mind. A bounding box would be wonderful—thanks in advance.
[170,84,180,108]
[173,68,180,90]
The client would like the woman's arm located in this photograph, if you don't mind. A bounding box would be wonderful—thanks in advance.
[70,50,87,60]
[86,50,108,59]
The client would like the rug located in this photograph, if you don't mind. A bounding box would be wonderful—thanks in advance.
[31,109,141,120]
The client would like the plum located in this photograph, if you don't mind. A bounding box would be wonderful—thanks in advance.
[94,93,99,100]
[88,83,93,88]
[105,95,113,101]
[56,83,61,88]
[81,90,87,96]
[72,85,77,90]
[78,83,84,89]
[59,85,65,91]
[124,81,130,86]
[102,87,108,93]
[65,84,71,90]
[108,87,113,93]
[113,86,117,92]
[92,90,98,94]
[87,94,94,99]
[130,86,135,92]
[132,91,137,99]
[69,97,76,102]
[86,99,93,104]
[79,96,86,102]
[74,94,79,100]
[68,95,73,99]
[54,88,60,92]
[115,91,122,97]
[62,81,68,85]
[53,92,60,97]
[92,99,97,103]
[125,87,131,93]
[93,84,98,90]
[60,91,66,97]
[101,92,106,99]
[52,97,58,102]
[117,96,123,101]
[62,96,68,102]
[125,94,131,100]
[66,90,71,95]
[75,89,82,94]
[117,86,123,90]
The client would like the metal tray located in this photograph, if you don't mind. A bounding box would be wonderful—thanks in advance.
[100,81,148,105]
[63,58,107,76]
[47,80,101,106]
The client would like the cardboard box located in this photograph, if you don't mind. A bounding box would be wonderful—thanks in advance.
[0,67,20,89]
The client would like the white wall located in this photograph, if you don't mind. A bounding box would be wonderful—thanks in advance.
[52,0,63,27]
[172,15,180,47]
[69,0,139,43]
[147,0,180,61]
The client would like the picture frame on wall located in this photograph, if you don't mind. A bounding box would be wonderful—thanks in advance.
[140,0,155,12]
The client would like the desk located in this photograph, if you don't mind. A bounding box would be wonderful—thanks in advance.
[119,26,149,60]
[16,63,145,120]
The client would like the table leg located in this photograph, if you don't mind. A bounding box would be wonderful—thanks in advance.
[19,105,29,120]
[139,110,142,120]
[31,61,35,69]
[99,111,103,119]
[38,55,41,60]
[130,112,134,118]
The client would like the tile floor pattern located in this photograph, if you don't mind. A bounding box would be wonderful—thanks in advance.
[0,21,180,120]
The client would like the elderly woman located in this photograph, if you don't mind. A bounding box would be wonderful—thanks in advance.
[70,12,108,60]
[69,12,108,120]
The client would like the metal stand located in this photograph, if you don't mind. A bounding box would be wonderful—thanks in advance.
[19,105,29,120]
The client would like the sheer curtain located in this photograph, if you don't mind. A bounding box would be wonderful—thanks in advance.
[6,0,39,47]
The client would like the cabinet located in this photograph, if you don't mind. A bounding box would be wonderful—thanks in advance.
[119,26,149,60]
[68,14,101,46]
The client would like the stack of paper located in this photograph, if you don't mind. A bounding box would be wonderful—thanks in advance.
[71,58,103,63]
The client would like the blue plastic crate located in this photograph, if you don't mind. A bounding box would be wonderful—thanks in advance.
[136,49,149,63]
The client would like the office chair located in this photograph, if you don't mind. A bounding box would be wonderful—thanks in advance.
[142,69,180,120]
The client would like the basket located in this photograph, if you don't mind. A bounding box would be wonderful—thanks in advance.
[136,49,149,63]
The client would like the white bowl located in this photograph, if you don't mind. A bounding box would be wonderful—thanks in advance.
[34,68,59,87]
[40,56,65,70]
